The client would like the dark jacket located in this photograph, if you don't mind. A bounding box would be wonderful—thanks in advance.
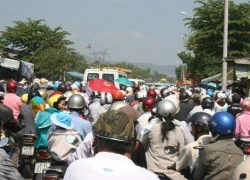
[192,135,244,180]
[175,101,194,122]
[227,103,242,118]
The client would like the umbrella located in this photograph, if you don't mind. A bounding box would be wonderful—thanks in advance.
[207,82,222,90]
[115,77,133,86]
[88,79,117,93]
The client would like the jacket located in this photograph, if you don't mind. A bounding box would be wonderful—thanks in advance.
[142,119,185,179]
[227,103,242,118]
[48,128,82,162]
[175,101,194,122]
[35,107,59,148]
[192,135,244,180]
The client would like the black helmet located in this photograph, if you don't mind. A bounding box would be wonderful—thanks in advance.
[28,90,41,102]
[232,93,241,103]
[189,112,212,131]
[165,91,175,97]
[57,83,67,93]
[179,91,189,101]
[201,97,214,109]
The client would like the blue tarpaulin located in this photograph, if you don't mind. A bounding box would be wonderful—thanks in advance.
[66,71,84,80]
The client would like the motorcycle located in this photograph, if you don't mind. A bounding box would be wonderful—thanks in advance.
[42,163,68,180]
[237,140,250,160]
[33,147,52,180]
[18,134,36,178]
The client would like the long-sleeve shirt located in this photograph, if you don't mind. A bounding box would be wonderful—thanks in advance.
[3,93,22,120]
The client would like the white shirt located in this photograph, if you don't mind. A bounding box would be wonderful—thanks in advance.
[188,105,203,119]
[203,109,215,116]
[64,152,159,180]
[136,111,152,140]
[176,134,212,173]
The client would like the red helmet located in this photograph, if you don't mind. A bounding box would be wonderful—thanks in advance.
[112,90,124,100]
[142,97,156,111]
[7,80,17,93]
[133,84,140,91]
[147,89,156,99]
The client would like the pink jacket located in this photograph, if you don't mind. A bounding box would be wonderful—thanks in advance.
[235,111,250,139]
[3,93,22,120]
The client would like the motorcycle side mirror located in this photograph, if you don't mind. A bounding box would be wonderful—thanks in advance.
[66,135,79,146]
[0,137,9,148]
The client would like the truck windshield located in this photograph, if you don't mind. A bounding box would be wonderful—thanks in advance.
[87,73,99,82]
[102,73,114,83]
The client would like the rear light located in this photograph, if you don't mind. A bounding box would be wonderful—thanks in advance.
[37,150,51,160]
[244,146,250,153]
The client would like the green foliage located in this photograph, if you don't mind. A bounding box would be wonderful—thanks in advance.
[0,18,85,80]
[179,0,250,80]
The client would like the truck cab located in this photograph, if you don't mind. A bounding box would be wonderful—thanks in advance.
[83,68,128,89]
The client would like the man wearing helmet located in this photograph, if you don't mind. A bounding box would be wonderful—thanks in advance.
[64,111,159,180]
[136,96,156,140]
[192,112,243,180]
[173,112,212,177]
[227,93,242,118]
[235,98,250,148]
[200,96,215,116]
[3,80,22,120]
[175,91,195,122]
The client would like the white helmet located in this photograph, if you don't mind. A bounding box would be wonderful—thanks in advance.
[217,92,226,99]
[157,100,177,118]
[100,92,113,105]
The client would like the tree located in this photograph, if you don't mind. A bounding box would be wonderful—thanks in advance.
[0,18,85,79]
[179,0,250,80]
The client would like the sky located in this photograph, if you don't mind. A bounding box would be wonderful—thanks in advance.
[0,0,248,66]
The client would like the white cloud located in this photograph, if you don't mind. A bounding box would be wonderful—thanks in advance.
[128,30,143,38]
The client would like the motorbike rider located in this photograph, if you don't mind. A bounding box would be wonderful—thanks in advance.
[125,86,135,104]
[175,91,195,122]
[67,94,92,140]
[227,93,243,118]
[64,110,159,180]
[188,93,203,118]
[235,98,250,148]
[214,92,228,112]
[136,96,156,140]
[57,82,67,94]
[192,112,244,180]
[174,112,212,177]
[3,80,22,120]
[88,91,101,122]
[111,90,124,103]
[94,92,113,123]
[200,96,215,116]
[141,100,185,179]
[48,111,82,162]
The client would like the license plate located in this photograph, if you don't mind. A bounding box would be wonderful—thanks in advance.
[21,146,35,156]
[34,162,51,174]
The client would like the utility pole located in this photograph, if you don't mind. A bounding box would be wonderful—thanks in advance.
[222,0,229,91]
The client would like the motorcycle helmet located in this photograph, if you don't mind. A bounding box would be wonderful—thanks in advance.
[48,94,62,107]
[209,112,235,135]
[216,92,226,100]
[57,83,67,93]
[30,96,46,113]
[240,98,250,111]
[133,84,140,91]
[201,97,214,109]
[112,90,124,101]
[109,101,128,111]
[63,91,74,101]
[160,88,167,97]
[7,80,17,93]
[142,97,156,111]
[194,87,201,94]
[179,91,189,101]
[21,94,28,103]
[28,90,41,102]
[100,92,113,105]
[147,89,156,99]
[157,100,177,118]
[67,94,86,109]
[38,89,48,100]
[231,93,241,103]
[189,112,212,132]
[206,89,214,97]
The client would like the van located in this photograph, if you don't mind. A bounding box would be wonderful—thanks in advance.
[83,68,127,89]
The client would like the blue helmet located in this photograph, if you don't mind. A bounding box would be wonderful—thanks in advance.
[206,89,214,97]
[209,112,235,135]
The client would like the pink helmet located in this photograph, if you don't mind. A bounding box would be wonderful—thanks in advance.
[241,98,250,111]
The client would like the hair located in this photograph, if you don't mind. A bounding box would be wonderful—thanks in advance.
[160,115,175,142]
[96,137,134,155]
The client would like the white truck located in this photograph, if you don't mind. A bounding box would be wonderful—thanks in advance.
[83,67,128,89]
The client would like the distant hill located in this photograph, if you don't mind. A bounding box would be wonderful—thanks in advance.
[130,62,176,77]
[86,58,176,77]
